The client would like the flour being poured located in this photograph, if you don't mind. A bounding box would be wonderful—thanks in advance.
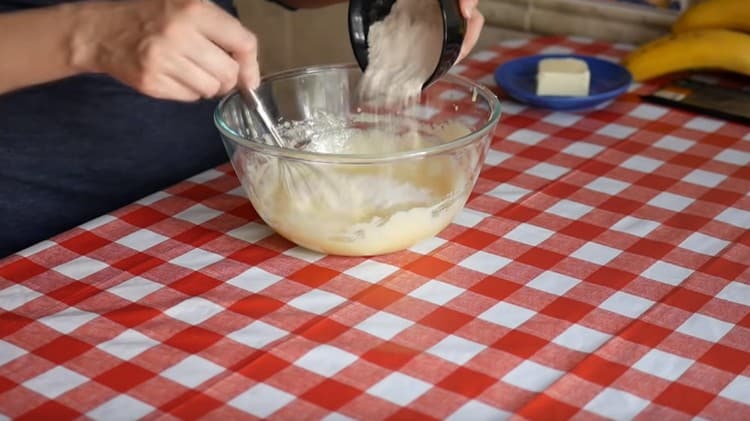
[359,0,443,106]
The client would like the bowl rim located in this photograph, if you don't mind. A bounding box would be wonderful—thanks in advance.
[214,63,501,164]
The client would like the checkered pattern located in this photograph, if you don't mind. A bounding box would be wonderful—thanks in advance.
[1,36,749,420]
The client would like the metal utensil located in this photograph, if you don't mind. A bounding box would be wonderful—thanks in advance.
[239,86,348,214]
[242,88,285,147]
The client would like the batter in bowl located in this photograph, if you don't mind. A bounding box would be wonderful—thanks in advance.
[238,119,478,256]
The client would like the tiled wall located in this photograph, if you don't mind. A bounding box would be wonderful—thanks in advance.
[236,0,679,75]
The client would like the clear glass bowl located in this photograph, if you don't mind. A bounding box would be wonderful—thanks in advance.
[214,64,501,256]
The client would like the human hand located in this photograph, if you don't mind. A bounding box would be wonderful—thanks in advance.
[457,0,484,62]
[72,0,259,101]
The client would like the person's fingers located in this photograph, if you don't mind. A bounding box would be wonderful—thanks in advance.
[458,8,484,62]
[165,54,223,99]
[235,47,260,90]
[192,3,260,89]
[460,0,478,18]
[115,51,205,101]
[194,2,258,60]
[146,73,203,102]
[184,32,240,95]
[107,0,258,97]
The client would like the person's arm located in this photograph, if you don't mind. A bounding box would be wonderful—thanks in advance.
[0,4,83,95]
[0,0,260,100]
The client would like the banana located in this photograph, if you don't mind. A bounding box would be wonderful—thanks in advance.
[623,29,750,81]
[672,0,750,33]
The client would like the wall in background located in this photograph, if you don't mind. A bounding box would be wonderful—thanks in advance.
[236,0,681,75]
[480,0,677,44]
[236,1,354,75]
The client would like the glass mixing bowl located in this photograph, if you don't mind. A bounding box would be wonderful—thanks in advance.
[214,64,500,256]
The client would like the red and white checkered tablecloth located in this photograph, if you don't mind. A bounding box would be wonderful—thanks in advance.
[1,36,749,420]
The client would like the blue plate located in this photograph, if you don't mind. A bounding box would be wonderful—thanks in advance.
[494,54,633,111]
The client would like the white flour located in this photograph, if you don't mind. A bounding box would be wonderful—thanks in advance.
[359,0,443,106]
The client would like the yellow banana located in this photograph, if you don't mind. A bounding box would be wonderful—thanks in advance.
[623,29,750,81]
[673,0,750,33]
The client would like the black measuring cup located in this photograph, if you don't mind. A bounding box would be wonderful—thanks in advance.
[348,0,467,89]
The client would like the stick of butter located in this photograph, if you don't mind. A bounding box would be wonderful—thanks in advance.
[536,58,590,97]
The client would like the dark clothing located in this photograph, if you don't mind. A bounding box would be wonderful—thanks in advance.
[0,0,236,258]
